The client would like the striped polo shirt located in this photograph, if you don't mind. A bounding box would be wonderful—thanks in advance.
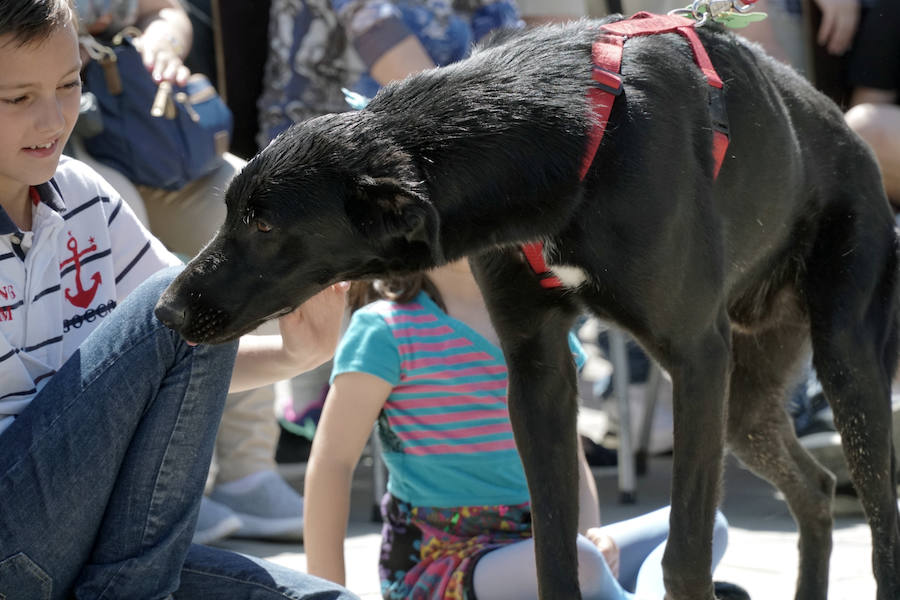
[332,291,585,508]
[0,156,180,437]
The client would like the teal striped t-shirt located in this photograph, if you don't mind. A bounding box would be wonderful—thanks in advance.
[331,291,586,508]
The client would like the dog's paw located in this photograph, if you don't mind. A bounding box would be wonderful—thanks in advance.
[713,581,751,600]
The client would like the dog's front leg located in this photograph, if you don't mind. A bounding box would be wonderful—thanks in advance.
[471,251,582,600]
[661,312,732,600]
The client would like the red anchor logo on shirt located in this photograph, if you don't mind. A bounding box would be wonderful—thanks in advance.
[60,232,102,308]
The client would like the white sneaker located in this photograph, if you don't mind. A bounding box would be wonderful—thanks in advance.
[193,496,243,545]
[210,470,304,541]
[800,394,900,488]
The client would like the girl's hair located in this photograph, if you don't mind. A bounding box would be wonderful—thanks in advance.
[349,273,447,313]
[0,0,75,48]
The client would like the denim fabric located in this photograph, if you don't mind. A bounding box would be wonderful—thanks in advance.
[0,266,358,600]
[177,545,354,600]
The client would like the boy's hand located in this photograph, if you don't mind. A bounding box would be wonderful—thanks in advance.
[585,527,620,578]
[278,282,350,369]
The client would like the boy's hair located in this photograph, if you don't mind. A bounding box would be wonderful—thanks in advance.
[0,0,74,48]
[349,274,447,314]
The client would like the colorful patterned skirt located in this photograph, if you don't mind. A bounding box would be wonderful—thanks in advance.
[378,494,533,600]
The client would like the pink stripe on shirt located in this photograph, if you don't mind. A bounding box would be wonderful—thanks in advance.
[386,394,507,410]
[401,352,496,371]
[401,365,508,382]
[383,313,438,325]
[398,422,512,441]
[396,378,507,395]
[387,408,510,427]
[397,338,473,354]
[405,439,519,456]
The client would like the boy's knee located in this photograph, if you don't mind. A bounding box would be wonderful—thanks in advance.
[110,265,184,325]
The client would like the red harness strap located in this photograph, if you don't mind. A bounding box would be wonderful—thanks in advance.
[522,12,730,289]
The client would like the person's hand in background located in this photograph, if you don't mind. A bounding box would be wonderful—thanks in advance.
[813,0,860,55]
[134,0,193,84]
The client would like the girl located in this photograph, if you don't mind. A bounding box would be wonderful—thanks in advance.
[304,258,732,599]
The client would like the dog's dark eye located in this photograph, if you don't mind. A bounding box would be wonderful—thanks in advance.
[256,219,272,233]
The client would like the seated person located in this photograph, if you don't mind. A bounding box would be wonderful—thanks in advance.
[0,2,353,596]
[303,259,741,599]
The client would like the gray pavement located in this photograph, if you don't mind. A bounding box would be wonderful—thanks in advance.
[214,452,879,599]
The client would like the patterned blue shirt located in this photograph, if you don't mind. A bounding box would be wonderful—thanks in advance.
[257,0,522,149]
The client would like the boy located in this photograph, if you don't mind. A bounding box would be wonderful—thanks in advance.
[0,1,355,598]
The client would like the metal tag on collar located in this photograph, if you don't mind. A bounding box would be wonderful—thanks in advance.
[669,0,766,27]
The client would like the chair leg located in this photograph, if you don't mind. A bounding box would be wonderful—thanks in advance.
[636,362,663,475]
[610,329,637,503]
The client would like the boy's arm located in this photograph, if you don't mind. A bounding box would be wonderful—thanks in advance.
[304,372,392,585]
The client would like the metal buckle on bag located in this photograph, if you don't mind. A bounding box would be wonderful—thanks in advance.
[151,82,177,119]
[80,36,122,95]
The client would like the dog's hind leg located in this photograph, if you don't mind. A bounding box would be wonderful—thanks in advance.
[804,203,900,600]
[470,250,583,600]
[726,324,836,600]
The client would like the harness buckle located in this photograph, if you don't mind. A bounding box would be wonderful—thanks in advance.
[708,86,729,135]
[591,66,624,96]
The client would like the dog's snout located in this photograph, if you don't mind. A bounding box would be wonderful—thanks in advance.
[154,294,187,332]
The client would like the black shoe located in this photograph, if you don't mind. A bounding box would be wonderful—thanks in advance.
[714,581,752,600]
[581,435,618,467]
[275,427,312,464]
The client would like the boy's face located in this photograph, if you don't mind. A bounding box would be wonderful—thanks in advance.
[0,22,81,195]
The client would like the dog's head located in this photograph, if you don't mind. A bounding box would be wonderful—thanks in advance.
[154,111,442,344]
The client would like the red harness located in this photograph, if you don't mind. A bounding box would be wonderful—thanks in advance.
[522,12,731,289]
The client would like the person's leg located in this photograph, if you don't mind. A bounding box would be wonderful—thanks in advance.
[139,153,245,257]
[215,383,279,485]
[621,509,729,599]
[472,535,633,600]
[208,382,305,541]
[0,266,237,600]
[176,545,358,600]
[67,136,151,226]
[599,506,671,592]
[205,315,304,541]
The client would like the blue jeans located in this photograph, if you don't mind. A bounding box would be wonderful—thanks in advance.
[0,267,356,600]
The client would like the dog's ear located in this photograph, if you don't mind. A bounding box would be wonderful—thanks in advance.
[346,176,440,251]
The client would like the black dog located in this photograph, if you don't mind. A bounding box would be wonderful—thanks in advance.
[156,14,900,600]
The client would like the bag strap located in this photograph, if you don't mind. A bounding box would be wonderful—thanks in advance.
[80,35,123,95]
